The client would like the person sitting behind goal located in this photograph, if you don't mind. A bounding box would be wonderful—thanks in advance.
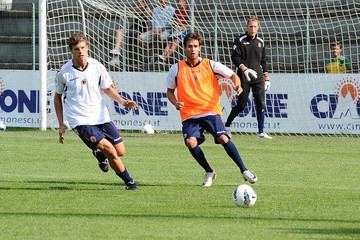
[156,0,190,64]
[138,0,175,48]
[325,41,352,73]
[108,0,152,66]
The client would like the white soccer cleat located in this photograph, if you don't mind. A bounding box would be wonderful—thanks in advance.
[258,132,272,139]
[203,171,217,187]
[242,170,258,184]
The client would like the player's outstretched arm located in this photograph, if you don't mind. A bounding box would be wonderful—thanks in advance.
[231,37,244,68]
[54,93,65,143]
[103,85,138,109]
[229,73,243,96]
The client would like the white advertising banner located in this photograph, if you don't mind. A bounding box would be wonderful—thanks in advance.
[107,72,182,131]
[0,70,41,128]
[220,74,360,134]
[0,70,359,134]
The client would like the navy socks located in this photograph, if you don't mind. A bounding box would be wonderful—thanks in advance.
[116,168,133,184]
[189,146,213,173]
[222,140,247,172]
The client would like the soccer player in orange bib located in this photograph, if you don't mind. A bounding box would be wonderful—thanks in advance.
[166,32,258,187]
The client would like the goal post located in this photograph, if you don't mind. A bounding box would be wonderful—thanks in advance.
[43,0,360,136]
[39,0,47,131]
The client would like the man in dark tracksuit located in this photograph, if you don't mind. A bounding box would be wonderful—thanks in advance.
[225,16,272,139]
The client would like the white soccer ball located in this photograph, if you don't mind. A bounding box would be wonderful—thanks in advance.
[143,123,154,134]
[0,121,6,131]
[232,184,257,207]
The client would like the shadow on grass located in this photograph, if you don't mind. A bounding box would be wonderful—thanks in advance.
[0,179,205,191]
[0,211,360,227]
[2,127,38,132]
[288,227,360,236]
[0,179,119,191]
[0,179,238,191]
[0,186,115,191]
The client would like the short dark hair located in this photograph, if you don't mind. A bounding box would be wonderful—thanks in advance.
[183,32,203,47]
[68,33,89,50]
[331,41,342,49]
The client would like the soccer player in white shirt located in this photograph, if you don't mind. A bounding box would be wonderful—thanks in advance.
[54,33,138,190]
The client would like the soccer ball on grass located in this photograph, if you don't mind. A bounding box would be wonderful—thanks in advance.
[232,184,257,207]
[0,121,6,131]
[142,123,154,134]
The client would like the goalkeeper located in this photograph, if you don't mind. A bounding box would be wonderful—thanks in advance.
[224,16,272,139]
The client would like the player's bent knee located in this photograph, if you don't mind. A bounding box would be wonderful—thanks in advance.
[117,151,125,157]
[217,134,228,144]
[114,142,126,157]
[185,137,197,149]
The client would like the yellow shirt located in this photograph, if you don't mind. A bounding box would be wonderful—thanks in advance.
[325,56,351,73]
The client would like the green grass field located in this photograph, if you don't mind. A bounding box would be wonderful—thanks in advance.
[0,129,359,240]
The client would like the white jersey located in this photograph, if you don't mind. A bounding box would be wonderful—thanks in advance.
[55,58,113,128]
[166,57,235,90]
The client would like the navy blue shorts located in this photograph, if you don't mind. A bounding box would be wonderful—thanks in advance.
[182,115,227,145]
[74,122,123,150]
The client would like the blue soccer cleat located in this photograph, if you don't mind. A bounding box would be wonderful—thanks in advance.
[92,149,109,172]
[125,180,138,190]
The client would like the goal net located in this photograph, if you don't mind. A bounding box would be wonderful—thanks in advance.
[46,0,360,135]
[47,0,360,73]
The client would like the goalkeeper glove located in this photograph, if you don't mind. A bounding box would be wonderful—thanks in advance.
[264,73,270,91]
[243,68,258,81]
[264,81,271,91]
